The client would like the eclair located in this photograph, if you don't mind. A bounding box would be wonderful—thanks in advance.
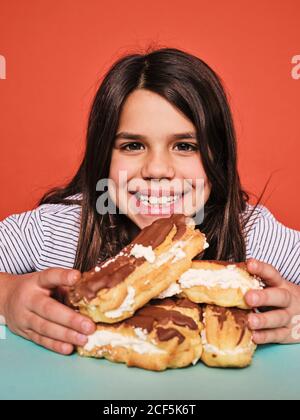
[78,297,203,371]
[201,305,256,368]
[69,214,207,323]
[178,260,264,309]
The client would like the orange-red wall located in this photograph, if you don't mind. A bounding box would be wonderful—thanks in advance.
[0,0,299,229]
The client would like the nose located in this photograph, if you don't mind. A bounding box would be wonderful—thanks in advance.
[141,150,175,180]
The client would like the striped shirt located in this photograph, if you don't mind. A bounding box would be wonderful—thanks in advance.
[0,195,299,285]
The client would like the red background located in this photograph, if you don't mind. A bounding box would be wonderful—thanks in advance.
[0,0,299,229]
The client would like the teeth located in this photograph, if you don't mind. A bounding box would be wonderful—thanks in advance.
[135,193,181,206]
[149,196,158,205]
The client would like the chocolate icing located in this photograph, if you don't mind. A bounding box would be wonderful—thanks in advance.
[69,214,188,304]
[156,327,185,344]
[209,305,250,346]
[124,305,198,332]
[98,299,199,344]
[151,297,202,320]
[69,248,141,303]
[133,213,187,249]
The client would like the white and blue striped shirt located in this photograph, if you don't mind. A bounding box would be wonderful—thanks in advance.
[0,196,299,284]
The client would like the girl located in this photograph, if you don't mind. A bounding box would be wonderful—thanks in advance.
[0,48,299,355]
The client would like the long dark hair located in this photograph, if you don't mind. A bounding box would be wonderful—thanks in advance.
[38,47,263,272]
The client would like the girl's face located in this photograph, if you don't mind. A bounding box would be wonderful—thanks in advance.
[109,89,211,229]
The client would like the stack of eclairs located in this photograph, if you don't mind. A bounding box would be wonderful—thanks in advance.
[68,214,263,371]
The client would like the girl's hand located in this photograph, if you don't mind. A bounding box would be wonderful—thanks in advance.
[245,259,300,344]
[3,268,96,354]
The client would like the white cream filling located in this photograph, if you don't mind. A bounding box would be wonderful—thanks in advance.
[84,330,166,354]
[179,265,262,294]
[130,244,156,263]
[192,347,202,365]
[203,342,254,356]
[134,327,148,340]
[172,246,186,262]
[203,239,209,249]
[201,330,255,356]
[157,282,182,299]
[104,286,136,319]
[155,241,187,267]
[95,239,187,279]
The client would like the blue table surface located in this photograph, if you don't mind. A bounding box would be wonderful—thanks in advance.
[0,327,299,400]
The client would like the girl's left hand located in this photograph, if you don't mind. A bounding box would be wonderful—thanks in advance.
[245,259,300,344]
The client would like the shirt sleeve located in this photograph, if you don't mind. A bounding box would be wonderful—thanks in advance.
[0,209,45,274]
[245,205,300,285]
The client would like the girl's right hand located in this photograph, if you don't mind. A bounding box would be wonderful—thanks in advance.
[2,268,96,355]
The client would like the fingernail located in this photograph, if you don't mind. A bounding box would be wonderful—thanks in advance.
[249,315,260,328]
[249,260,258,270]
[62,344,72,354]
[77,334,88,345]
[68,271,79,284]
[250,293,260,306]
[82,321,93,334]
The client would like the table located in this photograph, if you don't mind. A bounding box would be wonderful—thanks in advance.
[0,327,299,400]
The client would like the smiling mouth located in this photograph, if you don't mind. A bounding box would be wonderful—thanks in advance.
[128,190,190,208]
[135,192,183,206]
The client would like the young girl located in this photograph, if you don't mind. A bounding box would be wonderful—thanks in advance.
[0,47,299,355]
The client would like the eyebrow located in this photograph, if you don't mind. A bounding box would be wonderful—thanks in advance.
[115,131,197,140]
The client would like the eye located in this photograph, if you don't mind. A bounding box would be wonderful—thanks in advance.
[174,142,198,152]
[120,142,145,152]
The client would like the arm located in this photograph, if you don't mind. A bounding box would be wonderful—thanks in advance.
[245,205,300,284]
[0,211,95,354]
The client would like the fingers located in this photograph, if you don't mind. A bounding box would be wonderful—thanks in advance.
[245,287,291,309]
[37,268,81,289]
[252,328,290,345]
[246,259,284,288]
[27,313,89,347]
[248,309,291,330]
[26,329,74,355]
[31,296,96,335]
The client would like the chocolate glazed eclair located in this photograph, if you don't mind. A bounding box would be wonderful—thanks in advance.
[201,305,257,368]
[78,297,203,371]
[68,214,207,323]
[179,260,264,309]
